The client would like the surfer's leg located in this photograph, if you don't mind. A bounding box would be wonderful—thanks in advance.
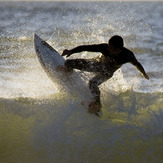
[65,59,101,72]
[89,75,106,103]
[56,59,77,74]
[56,65,73,75]
[57,58,99,75]
[88,73,113,113]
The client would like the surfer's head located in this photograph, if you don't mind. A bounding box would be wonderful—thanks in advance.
[108,35,124,55]
[109,35,124,48]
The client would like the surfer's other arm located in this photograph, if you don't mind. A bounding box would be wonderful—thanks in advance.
[62,44,104,58]
[130,54,149,80]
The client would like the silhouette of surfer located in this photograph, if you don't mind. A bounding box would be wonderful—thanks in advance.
[60,35,149,115]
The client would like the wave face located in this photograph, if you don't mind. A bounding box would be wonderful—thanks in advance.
[0,1,163,162]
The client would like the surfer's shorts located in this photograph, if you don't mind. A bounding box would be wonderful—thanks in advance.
[65,59,113,77]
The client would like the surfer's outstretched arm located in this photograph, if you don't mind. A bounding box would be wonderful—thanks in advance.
[134,62,149,79]
[62,44,106,58]
[130,54,149,80]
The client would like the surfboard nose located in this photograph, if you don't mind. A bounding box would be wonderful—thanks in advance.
[34,33,41,42]
[34,34,45,50]
[34,33,37,39]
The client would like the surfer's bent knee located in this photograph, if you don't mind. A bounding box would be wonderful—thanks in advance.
[65,60,73,69]
[65,59,71,67]
[63,60,73,73]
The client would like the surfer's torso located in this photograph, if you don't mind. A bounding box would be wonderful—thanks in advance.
[70,43,139,72]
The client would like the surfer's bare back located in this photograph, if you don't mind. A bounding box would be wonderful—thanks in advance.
[61,35,149,115]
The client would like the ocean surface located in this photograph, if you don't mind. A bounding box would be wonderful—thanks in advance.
[0,1,163,162]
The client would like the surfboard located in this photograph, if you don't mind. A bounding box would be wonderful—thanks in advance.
[34,34,95,112]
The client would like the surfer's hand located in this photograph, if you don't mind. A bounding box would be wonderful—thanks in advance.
[144,73,149,80]
[62,49,71,58]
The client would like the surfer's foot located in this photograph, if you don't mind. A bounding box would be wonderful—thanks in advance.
[88,101,102,116]
[56,65,73,75]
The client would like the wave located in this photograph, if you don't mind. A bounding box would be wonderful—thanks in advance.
[0,90,162,162]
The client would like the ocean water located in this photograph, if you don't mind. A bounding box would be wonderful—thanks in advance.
[0,1,163,162]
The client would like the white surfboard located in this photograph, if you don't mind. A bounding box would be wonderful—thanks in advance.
[34,34,94,107]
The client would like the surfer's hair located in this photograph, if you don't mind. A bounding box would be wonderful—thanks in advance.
[109,35,124,48]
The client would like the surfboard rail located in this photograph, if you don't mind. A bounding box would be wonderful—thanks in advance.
[34,34,94,104]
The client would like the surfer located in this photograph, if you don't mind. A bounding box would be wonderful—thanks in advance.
[60,35,149,114]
